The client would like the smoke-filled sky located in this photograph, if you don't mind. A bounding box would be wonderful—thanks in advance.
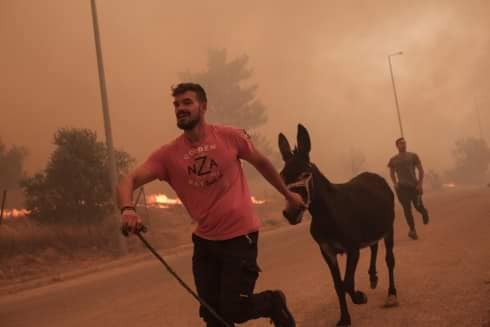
[1,0,489,188]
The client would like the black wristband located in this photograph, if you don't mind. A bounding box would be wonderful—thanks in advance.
[120,206,136,214]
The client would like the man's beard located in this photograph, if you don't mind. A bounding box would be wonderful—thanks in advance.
[177,115,200,130]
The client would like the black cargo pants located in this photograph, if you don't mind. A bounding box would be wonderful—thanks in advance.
[192,232,274,326]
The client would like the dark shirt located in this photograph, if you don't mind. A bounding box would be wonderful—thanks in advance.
[388,152,421,187]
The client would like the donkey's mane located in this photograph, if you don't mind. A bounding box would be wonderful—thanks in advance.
[311,163,335,192]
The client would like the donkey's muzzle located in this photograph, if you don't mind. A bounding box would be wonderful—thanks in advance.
[289,185,308,202]
[283,174,311,225]
[282,207,305,225]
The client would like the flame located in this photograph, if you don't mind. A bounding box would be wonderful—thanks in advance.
[1,208,30,219]
[145,193,266,208]
[443,182,457,188]
[251,196,266,205]
[146,193,182,209]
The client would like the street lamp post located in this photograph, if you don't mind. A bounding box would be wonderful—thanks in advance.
[89,0,127,255]
[388,51,404,138]
[475,98,484,141]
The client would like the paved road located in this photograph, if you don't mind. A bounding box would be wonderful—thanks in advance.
[1,188,489,327]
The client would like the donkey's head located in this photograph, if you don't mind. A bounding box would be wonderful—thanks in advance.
[278,124,314,225]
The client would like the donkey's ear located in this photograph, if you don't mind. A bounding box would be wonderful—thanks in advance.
[297,124,311,155]
[278,133,293,161]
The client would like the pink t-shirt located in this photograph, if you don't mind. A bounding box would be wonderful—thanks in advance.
[144,124,261,240]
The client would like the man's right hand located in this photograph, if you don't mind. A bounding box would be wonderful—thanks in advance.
[285,191,307,211]
[121,207,144,236]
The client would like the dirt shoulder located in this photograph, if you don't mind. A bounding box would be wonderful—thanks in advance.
[0,200,288,296]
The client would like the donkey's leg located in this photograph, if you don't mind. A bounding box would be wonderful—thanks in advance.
[384,228,399,307]
[319,244,351,327]
[344,248,368,305]
[368,243,379,289]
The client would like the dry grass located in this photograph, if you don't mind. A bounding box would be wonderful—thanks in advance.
[0,201,287,285]
[0,217,123,283]
[0,218,118,259]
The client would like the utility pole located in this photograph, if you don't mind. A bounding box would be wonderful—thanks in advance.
[0,190,6,225]
[475,98,484,141]
[388,51,404,138]
[90,0,126,254]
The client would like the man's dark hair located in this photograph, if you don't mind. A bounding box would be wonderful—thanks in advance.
[171,83,207,103]
[395,137,405,145]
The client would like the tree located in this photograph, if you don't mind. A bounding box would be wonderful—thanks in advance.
[446,137,490,184]
[21,128,134,224]
[0,139,27,190]
[180,49,281,181]
[180,49,267,130]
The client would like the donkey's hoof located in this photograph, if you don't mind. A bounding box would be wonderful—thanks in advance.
[336,318,351,327]
[352,291,368,304]
[370,276,378,289]
[383,294,399,308]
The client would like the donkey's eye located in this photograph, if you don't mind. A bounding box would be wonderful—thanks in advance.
[299,172,310,179]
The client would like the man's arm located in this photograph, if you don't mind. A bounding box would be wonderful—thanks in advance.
[117,164,159,207]
[117,163,159,233]
[389,167,398,187]
[243,147,305,209]
[413,153,424,193]
[415,162,425,192]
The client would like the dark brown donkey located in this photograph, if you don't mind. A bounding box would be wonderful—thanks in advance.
[278,124,398,327]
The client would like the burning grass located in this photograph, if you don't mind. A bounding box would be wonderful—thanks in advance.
[1,208,31,219]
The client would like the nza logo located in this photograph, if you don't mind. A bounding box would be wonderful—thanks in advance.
[187,156,222,188]
[187,156,219,176]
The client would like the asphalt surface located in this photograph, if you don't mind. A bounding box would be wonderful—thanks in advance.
[1,187,489,327]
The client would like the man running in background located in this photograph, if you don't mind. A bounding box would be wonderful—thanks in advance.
[388,137,429,240]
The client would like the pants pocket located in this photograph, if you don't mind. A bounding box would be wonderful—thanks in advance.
[239,259,261,295]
